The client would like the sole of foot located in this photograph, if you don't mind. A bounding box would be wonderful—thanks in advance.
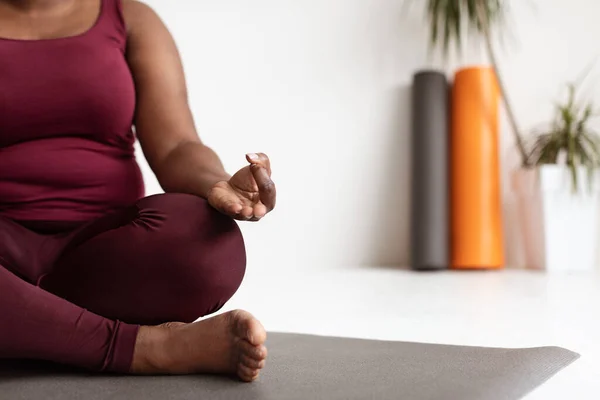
[131,309,268,382]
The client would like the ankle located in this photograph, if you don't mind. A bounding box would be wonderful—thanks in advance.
[131,325,172,374]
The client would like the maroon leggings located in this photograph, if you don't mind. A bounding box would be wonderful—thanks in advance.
[0,194,246,373]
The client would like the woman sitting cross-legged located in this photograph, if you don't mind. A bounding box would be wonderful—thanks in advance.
[0,0,276,382]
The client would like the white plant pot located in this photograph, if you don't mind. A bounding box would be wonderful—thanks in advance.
[512,165,600,272]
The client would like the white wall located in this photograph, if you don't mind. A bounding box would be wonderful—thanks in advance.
[138,0,600,271]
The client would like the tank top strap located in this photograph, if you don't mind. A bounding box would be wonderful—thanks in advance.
[92,0,128,51]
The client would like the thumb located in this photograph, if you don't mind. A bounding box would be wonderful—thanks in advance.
[245,153,271,175]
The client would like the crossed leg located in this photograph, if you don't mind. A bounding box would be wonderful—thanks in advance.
[0,194,267,381]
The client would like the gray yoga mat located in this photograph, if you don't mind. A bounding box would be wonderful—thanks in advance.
[0,332,578,400]
[411,70,450,270]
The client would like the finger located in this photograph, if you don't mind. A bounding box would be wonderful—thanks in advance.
[238,206,254,220]
[252,203,268,220]
[246,153,271,175]
[225,201,243,216]
[215,193,244,216]
[250,164,276,211]
[210,193,242,218]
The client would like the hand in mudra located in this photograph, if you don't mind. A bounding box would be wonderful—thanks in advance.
[208,153,276,221]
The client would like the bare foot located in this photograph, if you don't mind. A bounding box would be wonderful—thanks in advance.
[131,310,268,382]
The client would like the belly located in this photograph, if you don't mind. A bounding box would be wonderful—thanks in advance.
[0,137,145,222]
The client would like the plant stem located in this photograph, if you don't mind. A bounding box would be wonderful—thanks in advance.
[476,2,530,167]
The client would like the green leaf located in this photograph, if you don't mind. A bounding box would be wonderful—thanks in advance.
[570,163,578,193]
[425,0,507,57]
[527,79,600,192]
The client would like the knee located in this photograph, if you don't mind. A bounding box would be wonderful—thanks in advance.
[169,236,246,321]
[137,193,245,248]
[145,194,247,321]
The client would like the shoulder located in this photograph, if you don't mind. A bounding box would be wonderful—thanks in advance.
[121,0,165,37]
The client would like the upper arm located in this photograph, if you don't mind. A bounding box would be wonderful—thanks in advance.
[122,0,200,170]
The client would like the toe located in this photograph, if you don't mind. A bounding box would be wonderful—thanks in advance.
[245,318,267,346]
[241,353,266,369]
[232,310,267,346]
[238,364,260,382]
[240,340,268,361]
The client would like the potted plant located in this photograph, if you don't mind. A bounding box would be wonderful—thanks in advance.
[513,81,600,272]
[420,1,600,272]
[423,0,529,166]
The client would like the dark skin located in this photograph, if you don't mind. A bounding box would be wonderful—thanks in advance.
[0,0,276,221]
[0,0,273,381]
[123,0,276,221]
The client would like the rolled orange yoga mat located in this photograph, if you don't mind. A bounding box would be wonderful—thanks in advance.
[450,66,504,269]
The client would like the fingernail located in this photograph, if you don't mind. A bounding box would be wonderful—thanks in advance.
[247,153,259,161]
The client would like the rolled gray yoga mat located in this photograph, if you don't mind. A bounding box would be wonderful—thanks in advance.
[411,70,449,270]
[0,332,579,400]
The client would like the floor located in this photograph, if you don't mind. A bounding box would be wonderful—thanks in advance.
[223,266,600,400]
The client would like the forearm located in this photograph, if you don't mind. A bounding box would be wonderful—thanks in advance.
[154,141,230,199]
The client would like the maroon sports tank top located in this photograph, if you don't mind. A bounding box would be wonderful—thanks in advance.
[0,0,144,222]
